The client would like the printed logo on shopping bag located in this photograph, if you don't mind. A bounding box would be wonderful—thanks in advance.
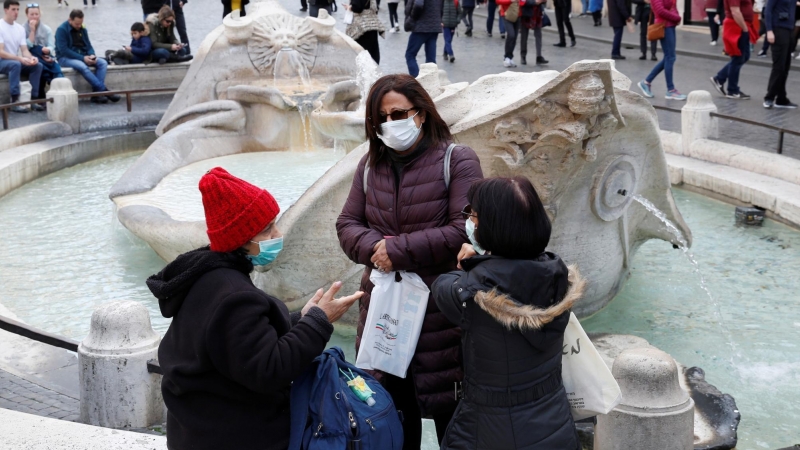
[563,338,581,355]
[566,391,586,410]
[375,314,399,345]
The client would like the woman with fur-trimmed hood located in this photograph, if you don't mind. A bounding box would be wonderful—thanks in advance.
[432,176,585,450]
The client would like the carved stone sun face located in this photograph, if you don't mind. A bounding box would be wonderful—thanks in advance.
[247,14,317,75]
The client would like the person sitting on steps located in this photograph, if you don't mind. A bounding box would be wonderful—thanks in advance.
[0,0,45,113]
[105,22,152,65]
[146,6,192,65]
[55,9,120,104]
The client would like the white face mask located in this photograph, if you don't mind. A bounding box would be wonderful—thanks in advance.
[377,111,421,152]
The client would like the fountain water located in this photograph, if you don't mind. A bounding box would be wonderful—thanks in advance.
[355,51,382,111]
[632,195,740,363]
[273,48,311,87]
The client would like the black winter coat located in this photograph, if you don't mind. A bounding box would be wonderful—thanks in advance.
[607,0,632,27]
[148,247,334,450]
[432,253,586,450]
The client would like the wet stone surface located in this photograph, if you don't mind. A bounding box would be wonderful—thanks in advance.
[0,367,79,422]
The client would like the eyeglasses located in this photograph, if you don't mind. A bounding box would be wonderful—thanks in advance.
[27,3,39,6]
[376,108,416,123]
[461,204,477,220]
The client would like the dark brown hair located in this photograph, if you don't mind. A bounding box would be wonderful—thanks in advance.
[467,176,552,259]
[364,74,451,167]
[158,5,175,21]
[69,8,83,19]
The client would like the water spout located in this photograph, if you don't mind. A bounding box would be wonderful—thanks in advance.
[355,51,382,112]
[632,195,740,363]
[274,48,311,87]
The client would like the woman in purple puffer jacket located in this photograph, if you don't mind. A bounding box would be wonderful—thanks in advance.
[336,73,483,450]
[637,0,688,100]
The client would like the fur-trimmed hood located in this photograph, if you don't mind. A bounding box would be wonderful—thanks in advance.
[473,264,586,331]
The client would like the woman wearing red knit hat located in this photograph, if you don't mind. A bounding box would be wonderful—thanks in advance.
[147,167,362,450]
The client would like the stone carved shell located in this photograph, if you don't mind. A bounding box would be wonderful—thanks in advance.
[247,14,317,75]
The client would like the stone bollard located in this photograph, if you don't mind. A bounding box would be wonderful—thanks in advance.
[79,301,163,429]
[46,78,80,133]
[681,90,718,156]
[594,348,695,450]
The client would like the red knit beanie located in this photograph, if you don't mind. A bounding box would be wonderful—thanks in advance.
[199,167,280,253]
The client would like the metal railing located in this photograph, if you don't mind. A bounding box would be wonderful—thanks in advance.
[0,314,78,352]
[652,104,800,154]
[0,87,177,131]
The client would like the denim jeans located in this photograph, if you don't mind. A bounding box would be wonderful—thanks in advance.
[581,0,588,13]
[405,32,438,77]
[486,0,506,34]
[443,27,455,56]
[151,47,189,62]
[57,56,108,92]
[503,18,520,59]
[611,26,624,56]
[0,59,43,98]
[646,26,677,91]
[715,31,750,95]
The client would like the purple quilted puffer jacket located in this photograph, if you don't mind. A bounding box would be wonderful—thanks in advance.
[336,140,483,416]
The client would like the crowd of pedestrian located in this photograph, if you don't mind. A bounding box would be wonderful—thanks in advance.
[0,0,194,112]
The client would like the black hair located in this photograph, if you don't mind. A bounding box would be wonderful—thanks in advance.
[131,22,145,32]
[3,0,20,9]
[69,8,83,19]
[467,176,552,259]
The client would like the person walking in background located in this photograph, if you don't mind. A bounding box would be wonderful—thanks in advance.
[496,0,521,66]
[404,0,442,76]
[345,0,384,64]
[520,0,548,64]
[634,0,657,59]
[486,0,507,37]
[55,9,120,103]
[608,0,632,58]
[147,6,193,63]
[433,177,585,450]
[308,0,334,17]
[710,0,757,99]
[165,0,190,55]
[589,0,603,24]
[581,0,590,14]
[706,0,725,45]
[462,0,475,35]
[552,0,576,46]
[24,3,63,100]
[221,0,248,18]
[83,0,95,8]
[337,74,483,450]
[0,0,44,112]
[637,0,687,99]
[442,0,460,62]
[387,0,400,32]
[762,0,797,107]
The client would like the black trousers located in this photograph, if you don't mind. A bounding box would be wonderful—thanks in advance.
[765,27,793,103]
[461,6,474,30]
[554,0,575,43]
[388,2,399,27]
[591,10,602,25]
[174,9,190,54]
[301,0,307,9]
[639,19,657,56]
[504,18,520,59]
[356,30,381,64]
[384,374,455,450]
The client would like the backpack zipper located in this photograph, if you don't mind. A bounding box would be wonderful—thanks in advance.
[314,422,323,437]
[365,418,376,431]
[349,411,358,434]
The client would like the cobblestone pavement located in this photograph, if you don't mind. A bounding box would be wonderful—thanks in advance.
[6,0,799,156]
[0,367,79,422]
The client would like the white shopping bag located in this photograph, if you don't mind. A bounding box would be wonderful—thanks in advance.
[561,312,622,420]
[343,9,354,24]
[355,270,429,378]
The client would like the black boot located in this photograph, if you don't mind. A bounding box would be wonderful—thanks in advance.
[536,56,549,65]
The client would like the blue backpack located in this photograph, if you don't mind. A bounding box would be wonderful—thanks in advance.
[289,347,404,450]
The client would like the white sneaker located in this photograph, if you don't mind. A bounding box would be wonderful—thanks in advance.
[710,40,717,46]
[389,28,396,33]
[503,57,516,67]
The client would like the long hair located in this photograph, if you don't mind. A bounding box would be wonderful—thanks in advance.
[467,177,552,259]
[364,74,451,167]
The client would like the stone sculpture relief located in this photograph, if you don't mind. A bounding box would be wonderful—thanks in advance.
[109,0,691,317]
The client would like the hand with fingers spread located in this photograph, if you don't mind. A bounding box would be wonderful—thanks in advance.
[370,239,394,273]
[311,281,364,323]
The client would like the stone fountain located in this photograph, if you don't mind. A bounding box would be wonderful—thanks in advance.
[109,0,690,318]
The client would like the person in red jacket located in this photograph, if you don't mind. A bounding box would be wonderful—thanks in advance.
[336,74,483,449]
[637,0,688,100]
[709,0,758,99]
[496,0,522,66]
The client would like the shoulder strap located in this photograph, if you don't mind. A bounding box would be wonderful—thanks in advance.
[363,156,370,195]
[444,142,456,190]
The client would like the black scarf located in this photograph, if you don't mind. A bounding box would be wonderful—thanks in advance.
[146,246,253,318]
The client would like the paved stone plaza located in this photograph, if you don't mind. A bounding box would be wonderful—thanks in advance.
[6,0,796,157]
[0,367,79,422]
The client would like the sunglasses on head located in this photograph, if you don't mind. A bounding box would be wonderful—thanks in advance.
[27,3,39,6]
[461,204,477,220]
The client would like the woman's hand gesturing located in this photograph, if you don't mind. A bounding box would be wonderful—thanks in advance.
[457,243,477,270]
[302,281,364,323]
[371,239,394,273]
